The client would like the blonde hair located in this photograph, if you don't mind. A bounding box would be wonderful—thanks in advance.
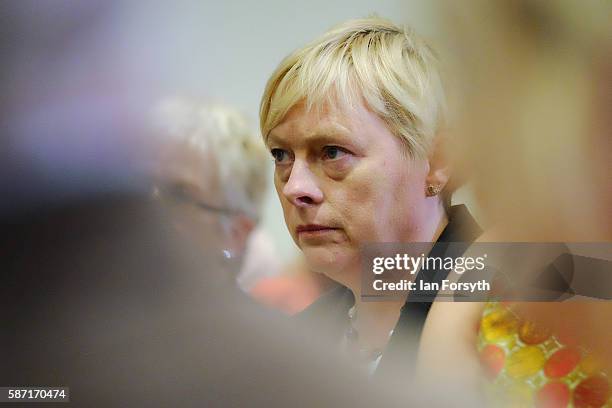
[154,98,269,221]
[260,16,446,160]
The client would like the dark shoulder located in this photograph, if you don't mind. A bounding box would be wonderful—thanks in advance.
[293,285,354,341]
[441,204,482,243]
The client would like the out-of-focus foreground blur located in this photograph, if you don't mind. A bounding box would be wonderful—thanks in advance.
[438,0,612,364]
[1,0,610,406]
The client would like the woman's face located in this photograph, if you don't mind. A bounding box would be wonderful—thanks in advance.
[266,100,436,284]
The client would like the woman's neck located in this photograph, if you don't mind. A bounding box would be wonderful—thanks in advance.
[341,204,449,351]
[427,201,450,243]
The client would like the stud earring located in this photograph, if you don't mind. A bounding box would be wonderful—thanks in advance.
[426,184,442,196]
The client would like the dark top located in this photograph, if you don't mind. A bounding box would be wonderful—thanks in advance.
[294,204,482,378]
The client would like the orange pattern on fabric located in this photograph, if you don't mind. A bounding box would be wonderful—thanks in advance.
[478,302,611,408]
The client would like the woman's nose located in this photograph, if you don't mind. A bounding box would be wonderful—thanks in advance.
[282,161,323,208]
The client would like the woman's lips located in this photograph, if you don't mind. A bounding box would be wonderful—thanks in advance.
[296,225,339,238]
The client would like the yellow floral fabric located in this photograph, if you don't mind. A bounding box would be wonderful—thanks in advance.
[478,302,611,408]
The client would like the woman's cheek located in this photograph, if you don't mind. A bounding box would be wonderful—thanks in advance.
[343,190,377,237]
[274,164,293,183]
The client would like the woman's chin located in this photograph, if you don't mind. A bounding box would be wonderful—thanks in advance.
[302,246,356,280]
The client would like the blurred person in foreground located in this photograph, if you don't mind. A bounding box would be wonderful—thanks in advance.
[259,16,481,376]
[152,98,332,313]
[417,1,612,406]
[1,177,416,407]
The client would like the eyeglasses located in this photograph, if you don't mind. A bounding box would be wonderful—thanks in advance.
[152,183,240,217]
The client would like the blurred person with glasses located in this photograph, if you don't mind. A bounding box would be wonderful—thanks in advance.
[151,99,331,309]
[152,99,268,263]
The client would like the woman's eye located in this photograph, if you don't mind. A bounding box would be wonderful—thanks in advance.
[270,148,291,164]
[322,146,348,160]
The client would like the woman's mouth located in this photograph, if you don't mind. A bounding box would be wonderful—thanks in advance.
[296,224,339,238]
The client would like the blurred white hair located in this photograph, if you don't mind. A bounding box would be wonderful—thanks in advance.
[154,98,269,221]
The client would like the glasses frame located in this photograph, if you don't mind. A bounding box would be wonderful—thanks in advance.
[152,183,241,217]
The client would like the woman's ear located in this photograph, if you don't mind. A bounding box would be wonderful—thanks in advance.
[425,133,451,195]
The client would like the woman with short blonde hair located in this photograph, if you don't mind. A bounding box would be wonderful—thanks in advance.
[260,16,480,376]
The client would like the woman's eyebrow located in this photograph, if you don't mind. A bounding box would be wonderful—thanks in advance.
[265,132,284,147]
[307,126,367,151]
[267,123,365,151]
[300,122,352,142]
[266,125,349,145]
